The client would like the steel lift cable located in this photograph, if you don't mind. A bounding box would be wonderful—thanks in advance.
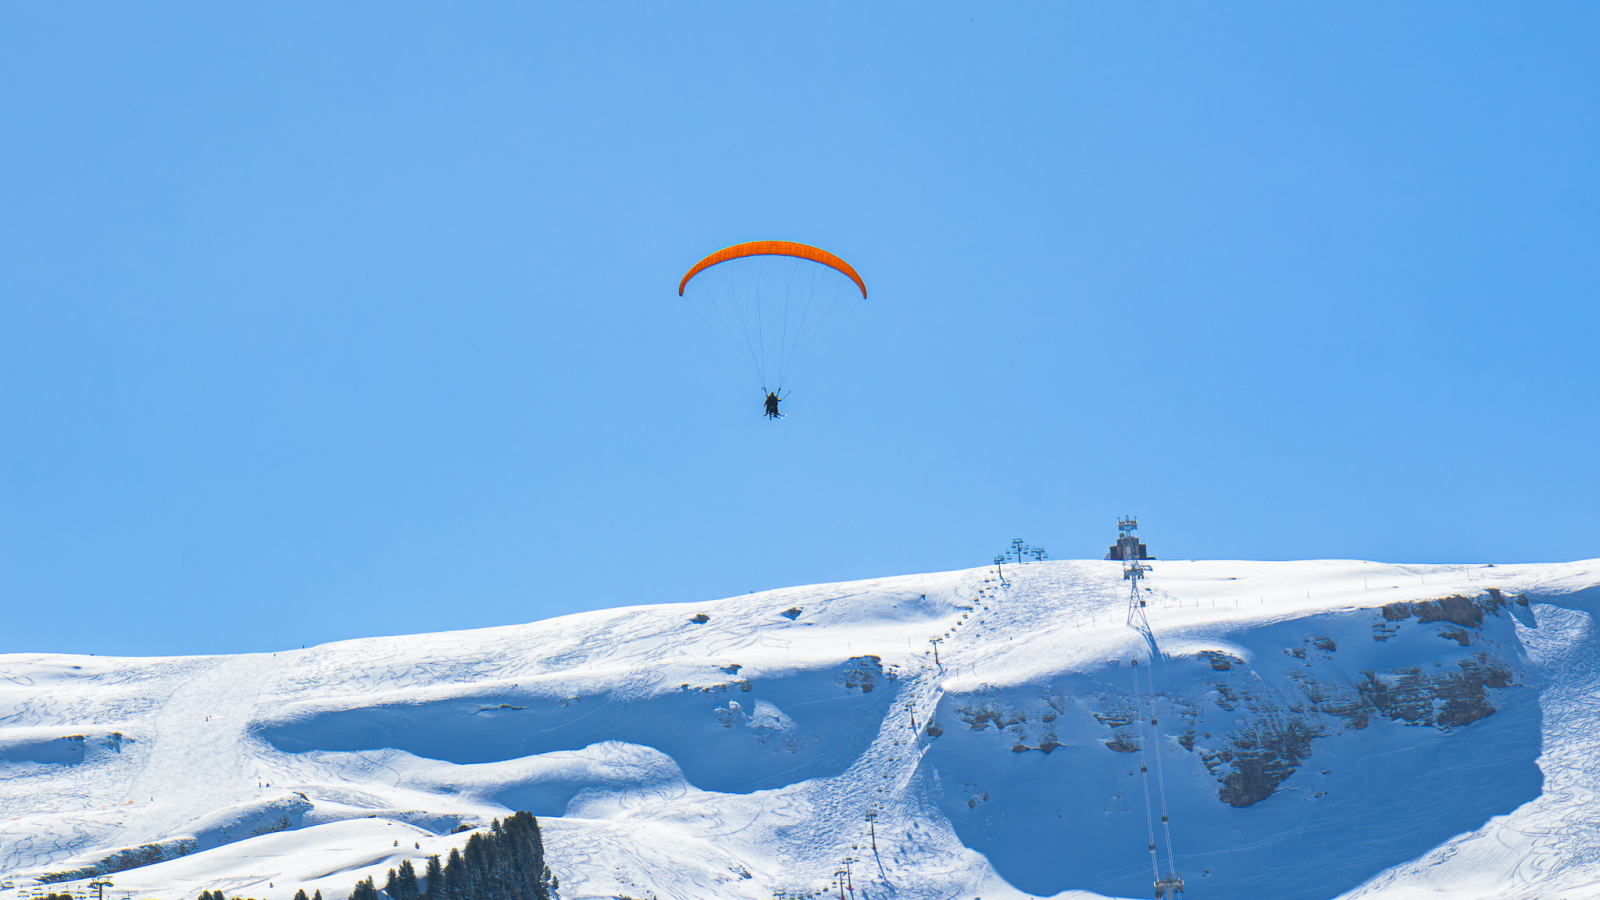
[1131,659,1162,886]
[1146,652,1180,879]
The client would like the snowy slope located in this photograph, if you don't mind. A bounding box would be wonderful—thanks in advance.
[2,559,1598,900]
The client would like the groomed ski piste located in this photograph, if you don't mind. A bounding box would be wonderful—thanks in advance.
[3,558,1599,900]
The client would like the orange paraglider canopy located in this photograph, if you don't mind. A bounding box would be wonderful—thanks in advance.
[678,241,867,298]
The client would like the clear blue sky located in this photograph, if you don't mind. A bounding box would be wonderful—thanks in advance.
[3,4,1596,657]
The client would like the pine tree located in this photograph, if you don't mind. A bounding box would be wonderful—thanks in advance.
[498,811,551,900]
[441,847,464,900]
[387,858,419,900]
[348,877,380,900]
[423,854,444,900]
[457,836,486,900]
[293,891,308,900]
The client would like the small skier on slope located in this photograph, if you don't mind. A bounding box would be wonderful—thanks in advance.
[763,390,784,419]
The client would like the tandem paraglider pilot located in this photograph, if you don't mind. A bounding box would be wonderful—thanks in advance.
[764,391,783,419]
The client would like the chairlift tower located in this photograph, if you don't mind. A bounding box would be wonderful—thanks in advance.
[1004,538,1049,565]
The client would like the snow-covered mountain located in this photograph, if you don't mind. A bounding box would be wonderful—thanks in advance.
[3,559,1598,900]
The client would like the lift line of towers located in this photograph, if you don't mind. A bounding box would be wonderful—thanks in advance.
[789,550,1015,900]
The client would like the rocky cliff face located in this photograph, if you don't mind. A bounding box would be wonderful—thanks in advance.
[930,591,1525,810]
[924,581,1541,900]
[1193,593,1520,807]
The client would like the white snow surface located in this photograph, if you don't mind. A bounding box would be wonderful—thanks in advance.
[3,559,1600,900]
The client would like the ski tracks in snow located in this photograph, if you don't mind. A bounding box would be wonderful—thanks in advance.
[123,652,302,846]
[1341,602,1600,900]
[1502,604,1600,896]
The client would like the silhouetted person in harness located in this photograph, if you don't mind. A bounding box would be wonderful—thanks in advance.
[763,390,784,419]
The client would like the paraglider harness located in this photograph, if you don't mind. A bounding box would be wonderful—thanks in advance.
[763,389,786,419]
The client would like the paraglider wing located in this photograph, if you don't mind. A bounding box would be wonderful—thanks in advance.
[678,241,867,299]
[675,239,868,393]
